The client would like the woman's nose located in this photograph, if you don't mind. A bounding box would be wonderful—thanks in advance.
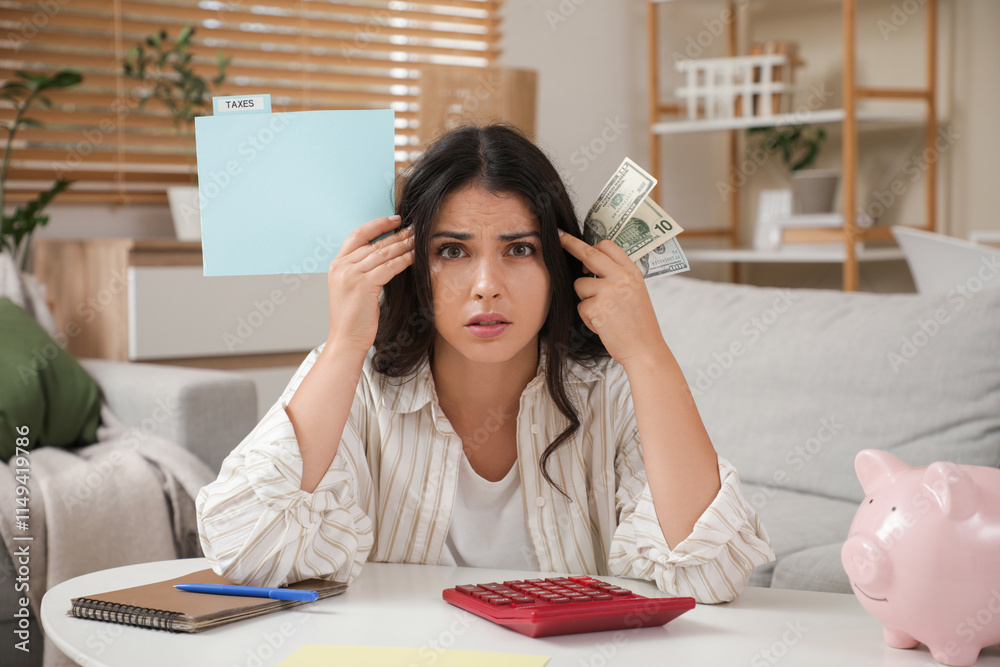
[472,256,502,300]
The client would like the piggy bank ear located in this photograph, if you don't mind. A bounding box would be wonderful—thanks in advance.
[855,449,910,494]
[923,462,979,520]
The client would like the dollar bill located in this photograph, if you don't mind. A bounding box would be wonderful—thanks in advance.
[609,196,684,263]
[581,157,690,280]
[639,237,690,279]
[583,157,656,246]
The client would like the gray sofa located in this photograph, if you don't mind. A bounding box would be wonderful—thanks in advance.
[79,359,258,475]
[646,276,1000,593]
[1,360,257,667]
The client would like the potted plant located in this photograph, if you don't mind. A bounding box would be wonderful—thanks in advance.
[2,70,83,271]
[747,123,838,214]
[1,69,82,329]
[123,26,230,240]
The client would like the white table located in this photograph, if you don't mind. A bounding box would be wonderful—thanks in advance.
[41,559,1000,667]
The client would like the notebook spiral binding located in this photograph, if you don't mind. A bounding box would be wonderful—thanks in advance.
[70,598,182,631]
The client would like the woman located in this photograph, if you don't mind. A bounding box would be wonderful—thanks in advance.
[197,124,773,603]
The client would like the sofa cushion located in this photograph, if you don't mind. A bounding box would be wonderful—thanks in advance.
[0,298,101,460]
[770,543,851,593]
[742,483,858,587]
[648,277,1000,503]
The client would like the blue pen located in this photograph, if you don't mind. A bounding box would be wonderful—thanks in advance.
[174,583,318,603]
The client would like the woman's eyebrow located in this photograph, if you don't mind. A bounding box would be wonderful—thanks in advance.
[430,231,541,241]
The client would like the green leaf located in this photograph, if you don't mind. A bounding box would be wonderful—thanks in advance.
[16,71,47,85]
[37,70,83,91]
[792,143,819,171]
[18,118,43,128]
[1,81,29,94]
[4,180,74,252]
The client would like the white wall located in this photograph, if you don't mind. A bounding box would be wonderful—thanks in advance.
[951,0,1000,240]
[497,0,644,221]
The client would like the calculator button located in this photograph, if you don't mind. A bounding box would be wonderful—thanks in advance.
[443,579,696,638]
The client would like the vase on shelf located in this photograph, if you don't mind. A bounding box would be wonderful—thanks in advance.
[791,169,840,214]
[167,185,202,241]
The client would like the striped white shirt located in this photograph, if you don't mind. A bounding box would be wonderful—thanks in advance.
[197,345,774,603]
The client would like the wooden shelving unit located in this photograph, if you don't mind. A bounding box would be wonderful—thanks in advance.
[646,0,939,291]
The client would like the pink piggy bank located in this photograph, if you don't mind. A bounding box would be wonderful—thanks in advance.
[842,449,1000,666]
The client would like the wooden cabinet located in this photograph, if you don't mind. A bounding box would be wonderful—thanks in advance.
[33,238,328,370]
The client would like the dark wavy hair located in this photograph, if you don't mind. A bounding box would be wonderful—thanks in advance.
[373,123,609,494]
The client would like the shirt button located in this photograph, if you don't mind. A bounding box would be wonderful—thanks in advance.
[535,497,546,508]
[530,424,541,435]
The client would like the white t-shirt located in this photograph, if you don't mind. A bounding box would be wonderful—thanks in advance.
[439,453,538,571]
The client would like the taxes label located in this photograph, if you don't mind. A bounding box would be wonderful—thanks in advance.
[213,95,271,115]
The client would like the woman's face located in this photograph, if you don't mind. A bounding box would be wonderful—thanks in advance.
[427,184,552,366]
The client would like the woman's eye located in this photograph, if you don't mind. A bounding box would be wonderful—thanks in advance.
[438,245,466,259]
[510,243,536,257]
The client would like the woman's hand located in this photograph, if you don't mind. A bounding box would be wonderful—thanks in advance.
[559,230,667,368]
[325,215,415,353]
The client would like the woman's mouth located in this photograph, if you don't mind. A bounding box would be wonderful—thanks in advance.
[466,322,511,338]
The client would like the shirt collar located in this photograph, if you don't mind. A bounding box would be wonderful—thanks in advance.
[377,348,606,414]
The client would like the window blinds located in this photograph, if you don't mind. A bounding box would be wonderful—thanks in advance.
[0,0,502,204]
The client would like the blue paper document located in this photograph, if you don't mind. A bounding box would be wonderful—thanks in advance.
[194,99,396,276]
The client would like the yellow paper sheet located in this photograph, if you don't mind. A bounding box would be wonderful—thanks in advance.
[278,644,550,667]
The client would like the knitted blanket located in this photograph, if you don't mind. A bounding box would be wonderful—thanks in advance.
[0,405,214,667]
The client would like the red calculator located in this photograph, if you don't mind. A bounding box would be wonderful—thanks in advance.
[442,575,695,638]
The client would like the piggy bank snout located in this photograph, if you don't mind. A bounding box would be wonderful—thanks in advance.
[842,535,892,593]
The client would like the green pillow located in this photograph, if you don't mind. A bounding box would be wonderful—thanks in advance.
[0,297,102,461]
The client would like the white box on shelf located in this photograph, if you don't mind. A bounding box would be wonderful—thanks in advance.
[675,53,797,121]
[753,189,792,251]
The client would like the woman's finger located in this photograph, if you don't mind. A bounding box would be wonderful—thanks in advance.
[572,276,601,300]
[559,232,619,278]
[365,243,416,286]
[355,227,416,273]
[338,215,403,258]
[596,239,634,267]
[347,222,413,265]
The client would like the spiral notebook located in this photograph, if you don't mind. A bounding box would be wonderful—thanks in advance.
[68,568,347,633]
